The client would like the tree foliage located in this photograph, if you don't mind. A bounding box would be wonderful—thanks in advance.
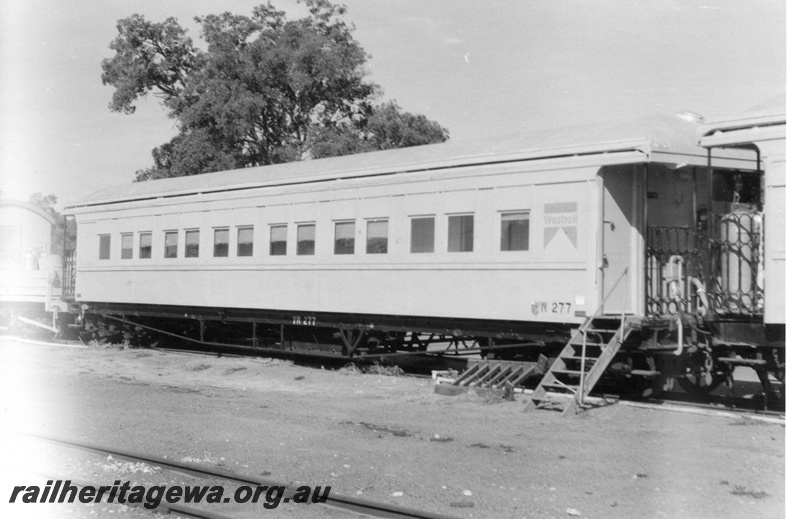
[101,1,448,181]
[28,193,59,219]
[310,101,450,159]
[27,193,76,253]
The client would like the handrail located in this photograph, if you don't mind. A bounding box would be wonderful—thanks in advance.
[578,267,629,406]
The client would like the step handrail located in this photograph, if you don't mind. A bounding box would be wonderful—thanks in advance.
[578,267,629,405]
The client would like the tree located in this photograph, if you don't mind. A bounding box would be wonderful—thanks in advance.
[28,193,76,253]
[28,193,59,220]
[311,101,449,159]
[102,1,448,181]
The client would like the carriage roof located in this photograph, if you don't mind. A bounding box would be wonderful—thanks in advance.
[66,113,733,210]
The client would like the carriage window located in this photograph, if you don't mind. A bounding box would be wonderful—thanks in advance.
[410,216,435,253]
[214,228,229,257]
[99,235,110,260]
[185,230,199,258]
[120,233,133,259]
[500,212,530,251]
[366,220,388,254]
[237,227,254,257]
[139,232,152,259]
[448,214,473,252]
[164,231,178,258]
[270,225,287,256]
[334,221,355,255]
[297,223,315,256]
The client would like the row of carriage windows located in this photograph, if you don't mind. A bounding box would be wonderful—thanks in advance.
[98,212,530,260]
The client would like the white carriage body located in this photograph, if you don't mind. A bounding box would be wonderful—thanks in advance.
[65,115,754,328]
[0,200,62,310]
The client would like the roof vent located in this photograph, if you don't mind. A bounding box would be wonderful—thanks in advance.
[675,110,704,123]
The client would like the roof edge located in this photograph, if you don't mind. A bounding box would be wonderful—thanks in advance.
[0,200,57,225]
[64,140,653,211]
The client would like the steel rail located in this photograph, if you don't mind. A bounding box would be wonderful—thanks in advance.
[5,334,784,415]
[639,391,785,417]
[619,399,785,424]
[25,433,458,519]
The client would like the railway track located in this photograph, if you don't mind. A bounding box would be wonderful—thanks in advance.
[147,338,786,417]
[4,333,785,418]
[12,432,457,519]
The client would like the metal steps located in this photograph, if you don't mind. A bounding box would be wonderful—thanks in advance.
[450,356,548,390]
[529,267,632,415]
[529,318,630,414]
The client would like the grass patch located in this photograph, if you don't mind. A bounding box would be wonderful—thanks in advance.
[365,363,404,376]
[86,339,130,350]
[337,363,362,376]
[337,362,405,377]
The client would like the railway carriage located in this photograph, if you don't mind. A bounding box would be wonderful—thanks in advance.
[0,199,65,333]
[694,102,786,398]
[62,110,784,401]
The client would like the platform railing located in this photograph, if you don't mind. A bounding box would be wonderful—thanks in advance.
[62,249,76,300]
[645,216,763,318]
[577,267,628,406]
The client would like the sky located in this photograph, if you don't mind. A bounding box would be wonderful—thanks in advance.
[0,0,787,209]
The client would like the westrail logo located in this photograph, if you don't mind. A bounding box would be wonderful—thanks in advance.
[544,202,578,248]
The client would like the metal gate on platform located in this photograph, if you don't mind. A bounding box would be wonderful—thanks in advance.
[645,212,763,318]
[62,249,76,300]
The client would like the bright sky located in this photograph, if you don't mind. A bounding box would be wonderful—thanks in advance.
[0,0,787,208]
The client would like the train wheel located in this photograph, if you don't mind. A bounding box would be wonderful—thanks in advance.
[637,355,674,398]
[676,372,726,397]
[676,347,726,397]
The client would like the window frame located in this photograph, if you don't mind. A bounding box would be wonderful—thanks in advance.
[409,216,435,253]
[269,224,288,256]
[98,234,111,260]
[213,228,230,258]
[237,226,254,257]
[184,229,200,258]
[120,233,134,260]
[296,223,316,256]
[366,219,389,254]
[164,230,178,259]
[500,211,530,252]
[139,232,152,259]
[334,220,356,255]
[447,214,474,253]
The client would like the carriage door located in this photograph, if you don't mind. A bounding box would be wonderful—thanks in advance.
[599,166,636,315]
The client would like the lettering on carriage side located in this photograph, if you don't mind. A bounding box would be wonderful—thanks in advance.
[292,316,317,326]
[543,202,578,248]
[531,302,572,316]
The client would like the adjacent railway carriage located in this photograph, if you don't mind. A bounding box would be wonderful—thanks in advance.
[62,111,783,400]
[695,103,786,397]
[0,199,65,332]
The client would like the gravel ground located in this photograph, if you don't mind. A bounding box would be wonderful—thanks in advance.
[0,339,786,518]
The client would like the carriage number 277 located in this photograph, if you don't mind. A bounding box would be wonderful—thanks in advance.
[531,302,571,316]
[292,315,317,326]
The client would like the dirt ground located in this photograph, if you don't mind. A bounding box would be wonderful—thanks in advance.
[0,338,786,518]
